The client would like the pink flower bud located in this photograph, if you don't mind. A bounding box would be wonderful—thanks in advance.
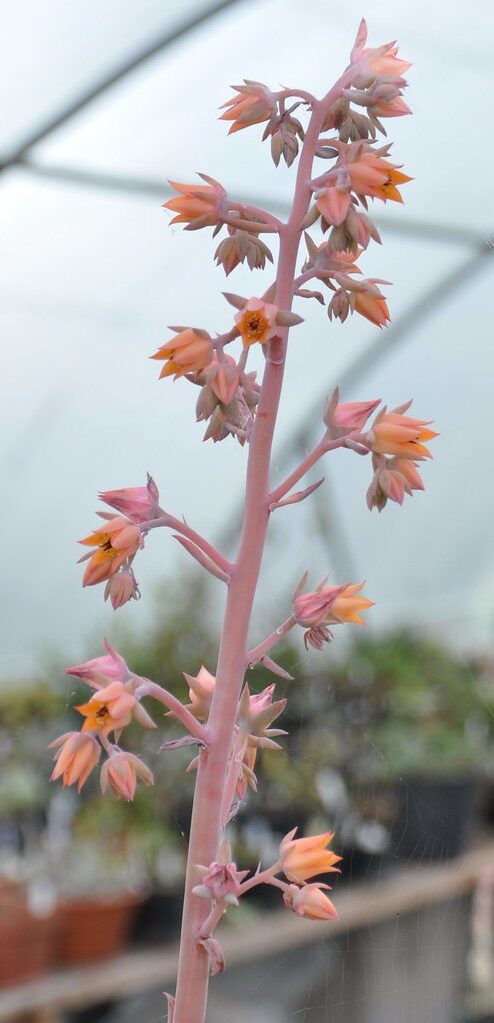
[315,185,351,226]
[220,82,276,135]
[49,732,101,792]
[163,175,227,229]
[99,474,160,524]
[279,829,342,884]
[66,642,129,687]
[353,287,390,328]
[204,353,240,406]
[100,751,154,801]
[293,586,348,627]
[104,568,140,609]
[283,883,338,921]
[324,388,380,437]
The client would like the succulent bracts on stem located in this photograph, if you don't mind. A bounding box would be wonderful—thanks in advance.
[237,683,287,751]
[192,861,248,905]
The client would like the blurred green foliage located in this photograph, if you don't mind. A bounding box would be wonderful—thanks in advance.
[1,575,493,887]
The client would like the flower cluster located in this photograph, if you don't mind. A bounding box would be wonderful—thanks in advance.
[293,577,374,651]
[77,476,161,606]
[363,401,438,511]
[150,295,302,445]
[324,20,411,142]
[321,390,437,512]
[50,646,155,800]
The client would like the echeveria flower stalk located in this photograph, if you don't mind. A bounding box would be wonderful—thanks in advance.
[51,19,437,1023]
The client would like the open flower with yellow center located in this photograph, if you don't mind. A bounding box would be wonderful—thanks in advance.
[347,150,412,203]
[78,516,141,587]
[151,328,213,380]
[76,680,137,736]
[49,732,101,792]
[163,175,226,229]
[279,829,342,884]
[234,298,279,347]
[283,883,338,921]
[368,405,438,459]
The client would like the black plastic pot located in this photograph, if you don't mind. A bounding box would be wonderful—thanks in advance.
[131,891,183,945]
[390,776,479,862]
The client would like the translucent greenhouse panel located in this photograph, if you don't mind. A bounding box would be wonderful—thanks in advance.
[1,163,490,674]
[31,0,494,231]
[255,259,494,654]
[0,0,221,159]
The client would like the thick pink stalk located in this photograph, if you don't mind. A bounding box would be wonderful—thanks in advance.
[172,71,355,1023]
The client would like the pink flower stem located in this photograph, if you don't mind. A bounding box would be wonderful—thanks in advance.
[269,435,342,504]
[343,437,371,455]
[247,614,296,665]
[222,213,280,234]
[229,201,284,230]
[143,514,232,574]
[172,69,355,1023]
[197,900,227,940]
[137,680,208,743]
[277,88,316,105]
[294,268,321,289]
[237,864,289,896]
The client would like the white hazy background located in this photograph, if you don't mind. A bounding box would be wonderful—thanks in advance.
[1,0,493,677]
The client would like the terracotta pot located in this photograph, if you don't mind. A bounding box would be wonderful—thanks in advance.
[0,884,57,988]
[56,893,142,964]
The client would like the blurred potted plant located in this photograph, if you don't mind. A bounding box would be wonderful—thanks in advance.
[0,683,65,988]
[325,632,494,861]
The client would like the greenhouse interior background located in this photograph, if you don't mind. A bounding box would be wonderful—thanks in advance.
[1,1,493,1021]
